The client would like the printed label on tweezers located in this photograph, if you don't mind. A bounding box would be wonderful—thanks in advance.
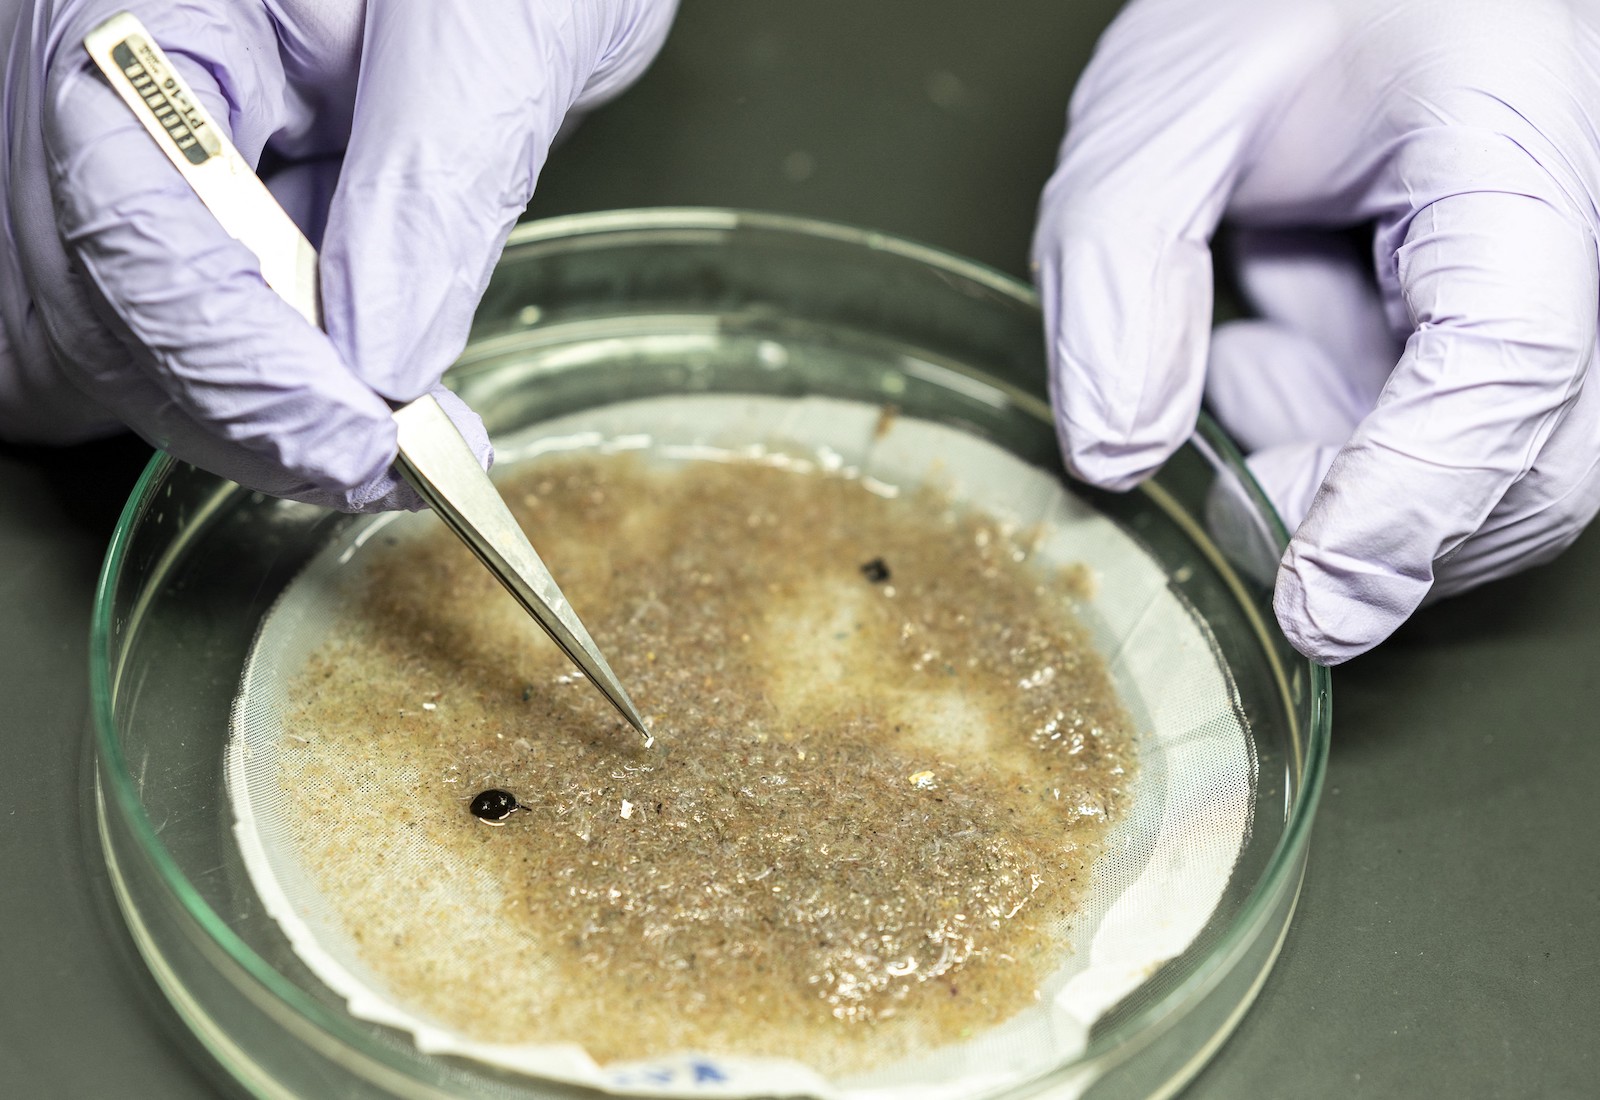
[109,36,220,165]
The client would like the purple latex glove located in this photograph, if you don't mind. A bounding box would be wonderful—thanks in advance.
[1033,0,1600,663]
[0,0,676,510]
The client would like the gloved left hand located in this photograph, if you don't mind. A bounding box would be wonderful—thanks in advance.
[0,0,677,510]
[1033,0,1600,663]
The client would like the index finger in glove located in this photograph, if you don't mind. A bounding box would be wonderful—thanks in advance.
[318,0,677,404]
[1276,166,1599,664]
[1031,0,1341,491]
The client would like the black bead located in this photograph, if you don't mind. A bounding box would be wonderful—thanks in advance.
[470,788,521,823]
[860,557,891,584]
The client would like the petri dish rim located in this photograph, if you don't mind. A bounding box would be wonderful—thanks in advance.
[88,206,1332,1094]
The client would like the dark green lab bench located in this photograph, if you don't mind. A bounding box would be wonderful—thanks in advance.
[2,3,1594,1096]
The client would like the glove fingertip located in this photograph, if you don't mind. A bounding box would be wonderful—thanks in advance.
[1272,564,1359,666]
[343,470,424,514]
[1273,542,1415,665]
[428,386,494,472]
[1060,438,1161,492]
[338,389,494,515]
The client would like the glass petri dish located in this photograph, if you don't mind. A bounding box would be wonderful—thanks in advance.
[91,208,1329,1099]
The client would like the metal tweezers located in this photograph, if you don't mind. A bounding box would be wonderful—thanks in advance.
[85,12,652,745]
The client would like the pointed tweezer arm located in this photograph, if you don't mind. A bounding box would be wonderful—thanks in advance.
[391,397,652,743]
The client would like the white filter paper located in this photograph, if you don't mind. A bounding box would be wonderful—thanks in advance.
[228,394,1254,1100]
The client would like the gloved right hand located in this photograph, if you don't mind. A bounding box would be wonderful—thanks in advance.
[0,0,677,510]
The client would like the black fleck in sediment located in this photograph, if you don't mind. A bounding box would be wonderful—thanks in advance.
[859,557,891,583]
